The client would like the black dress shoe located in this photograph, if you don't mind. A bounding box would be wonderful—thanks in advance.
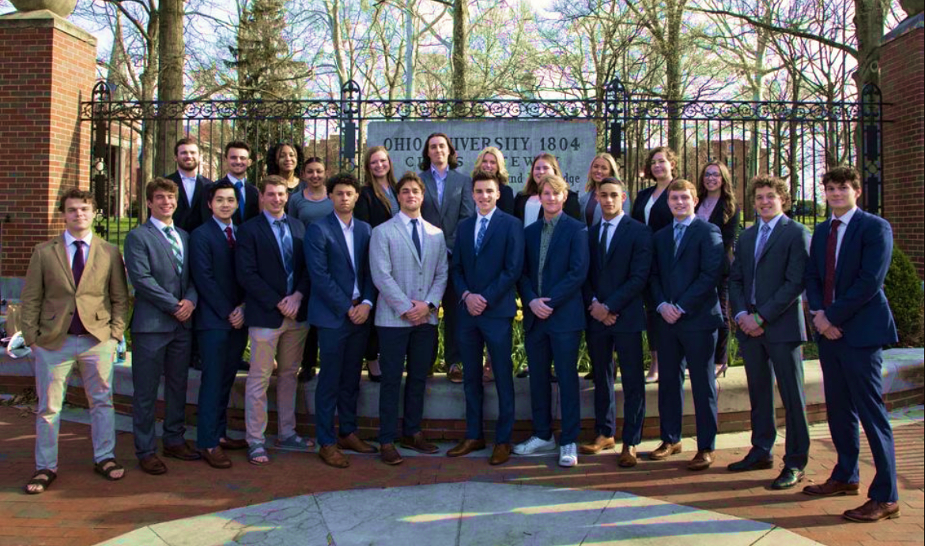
[727,455,774,472]
[771,468,805,490]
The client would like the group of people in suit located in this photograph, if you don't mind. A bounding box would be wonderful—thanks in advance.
[18,133,900,523]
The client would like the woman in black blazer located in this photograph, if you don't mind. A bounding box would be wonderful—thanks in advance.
[695,160,741,379]
[630,146,679,383]
[354,146,401,381]
[514,153,581,227]
[472,146,515,216]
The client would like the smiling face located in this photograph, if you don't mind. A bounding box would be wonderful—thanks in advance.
[590,158,612,183]
[479,153,499,176]
[702,164,723,194]
[260,183,288,217]
[753,185,784,223]
[473,180,499,216]
[175,143,200,174]
[225,147,251,178]
[209,188,238,223]
[540,183,566,218]
[398,182,424,215]
[63,198,94,237]
[824,181,860,216]
[597,182,624,221]
[532,159,553,186]
[427,136,449,170]
[148,189,177,223]
[276,145,298,175]
[302,161,326,189]
[650,152,673,182]
[369,150,391,180]
[668,188,698,221]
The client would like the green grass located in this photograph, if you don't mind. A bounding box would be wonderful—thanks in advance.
[98,217,139,255]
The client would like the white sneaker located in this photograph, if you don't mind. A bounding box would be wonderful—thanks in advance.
[559,443,578,467]
[513,436,557,455]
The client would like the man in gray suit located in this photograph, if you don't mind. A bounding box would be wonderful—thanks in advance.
[728,175,810,490]
[418,132,473,382]
[370,171,448,465]
[124,178,200,475]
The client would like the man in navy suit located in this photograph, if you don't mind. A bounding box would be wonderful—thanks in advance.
[305,173,378,468]
[580,177,652,468]
[647,179,723,471]
[236,175,312,465]
[803,167,900,523]
[447,170,524,465]
[189,181,249,469]
[514,174,589,468]
[124,178,201,475]
[418,132,474,382]
[727,175,811,490]
[211,141,260,225]
[165,138,213,233]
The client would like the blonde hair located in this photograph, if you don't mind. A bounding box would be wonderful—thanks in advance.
[538,174,569,195]
[471,147,510,186]
[585,152,619,192]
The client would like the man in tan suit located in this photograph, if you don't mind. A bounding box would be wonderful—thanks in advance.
[19,188,130,494]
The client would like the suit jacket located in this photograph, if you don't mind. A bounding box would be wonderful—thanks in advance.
[497,184,515,216]
[419,169,474,251]
[190,219,244,331]
[631,184,674,234]
[649,217,723,332]
[582,215,652,333]
[451,209,524,319]
[805,209,898,348]
[124,220,198,333]
[304,213,376,329]
[697,200,741,278]
[729,215,809,343]
[354,185,394,228]
[211,175,261,224]
[166,171,213,233]
[513,190,581,223]
[370,215,448,327]
[235,213,310,328]
[20,235,129,350]
[518,214,589,333]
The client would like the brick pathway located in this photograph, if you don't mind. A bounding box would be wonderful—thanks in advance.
[0,405,922,546]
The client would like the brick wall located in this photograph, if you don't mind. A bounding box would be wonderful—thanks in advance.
[881,22,925,277]
[0,14,96,278]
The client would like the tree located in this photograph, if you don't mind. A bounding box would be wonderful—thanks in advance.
[156,0,185,173]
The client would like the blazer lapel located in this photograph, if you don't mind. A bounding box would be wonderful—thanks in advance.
[438,173,455,219]
[396,217,423,267]
[146,221,181,275]
[477,214,501,254]
[757,216,788,263]
[328,214,354,275]
[257,217,286,271]
[543,218,569,277]
[605,215,628,264]
[672,221,694,265]
[837,213,863,283]
[53,236,76,291]
[421,172,441,218]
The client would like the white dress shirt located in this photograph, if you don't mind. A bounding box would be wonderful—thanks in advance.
[149,216,183,262]
[64,230,93,267]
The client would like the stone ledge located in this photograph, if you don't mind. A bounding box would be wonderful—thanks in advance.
[0,9,97,45]
[1,348,923,442]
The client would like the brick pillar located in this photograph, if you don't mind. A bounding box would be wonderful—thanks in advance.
[881,13,925,278]
[0,10,97,297]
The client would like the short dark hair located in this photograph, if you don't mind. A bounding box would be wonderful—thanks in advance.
[419,132,459,171]
[748,175,791,210]
[596,176,625,192]
[146,177,179,202]
[174,137,198,156]
[326,172,361,195]
[207,180,237,203]
[396,171,425,194]
[224,141,251,157]
[58,187,96,213]
[258,175,288,194]
[471,169,499,188]
[821,166,861,191]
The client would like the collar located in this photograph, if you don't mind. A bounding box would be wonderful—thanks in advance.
[227,173,246,185]
[477,207,497,224]
[336,214,353,231]
[150,216,173,232]
[263,210,287,224]
[758,213,783,232]
[213,216,234,231]
[64,230,93,248]
[673,215,694,229]
[601,211,625,227]
[543,212,562,228]
[179,171,198,182]
[832,206,857,225]
[399,211,421,226]
[430,165,449,180]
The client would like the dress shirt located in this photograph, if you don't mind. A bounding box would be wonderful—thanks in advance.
[734,212,784,321]
[64,230,93,267]
[212,216,235,238]
[180,173,197,206]
[227,174,247,210]
[537,212,561,296]
[598,212,624,254]
[656,214,694,315]
[524,197,542,228]
[149,216,183,262]
[398,211,424,243]
[336,215,371,304]
[474,207,497,241]
[644,193,657,225]
[262,211,293,291]
[430,165,448,205]
[831,206,857,267]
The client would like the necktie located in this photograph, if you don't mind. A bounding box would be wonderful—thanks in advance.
[234,180,245,222]
[225,226,235,250]
[68,241,88,335]
[410,219,422,260]
[274,219,294,293]
[163,226,183,274]
[475,217,488,255]
[751,223,771,304]
[823,219,842,307]
[599,221,611,263]
[674,224,685,256]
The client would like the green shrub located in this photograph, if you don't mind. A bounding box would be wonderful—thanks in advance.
[884,247,924,347]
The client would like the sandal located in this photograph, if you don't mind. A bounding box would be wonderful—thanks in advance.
[248,444,271,466]
[273,434,313,452]
[94,458,125,481]
[25,469,56,494]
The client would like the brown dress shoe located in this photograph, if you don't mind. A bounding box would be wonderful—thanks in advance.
[579,436,616,455]
[618,445,638,468]
[399,432,440,454]
[490,444,511,466]
[447,439,487,457]
[319,445,350,469]
[139,455,168,475]
[380,443,404,465]
[687,449,714,471]
[447,364,464,384]
[337,433,378,454]
[201,446,232,469]
[163,441,202,461]
[802,479,861,497]
[219,437,249,451]
[843,499,900,522]
[648,441,682,460]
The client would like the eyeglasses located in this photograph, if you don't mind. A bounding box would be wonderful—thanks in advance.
[704,172,722,178]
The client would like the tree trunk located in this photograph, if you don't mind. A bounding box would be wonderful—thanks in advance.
[451,0,467,101]
[137,9,159,224]
[156,0,184,175]
[405,2,415,100]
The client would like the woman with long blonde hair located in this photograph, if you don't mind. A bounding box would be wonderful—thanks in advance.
[471,146,514,215]
[579,152,621,227]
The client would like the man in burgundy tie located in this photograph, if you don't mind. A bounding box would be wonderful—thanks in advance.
[804,167,900,523]
[19,188,130,493]
[189,181,249,468]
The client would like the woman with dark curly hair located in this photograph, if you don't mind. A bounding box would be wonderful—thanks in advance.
[695,160,740,379]
[266,142,304,193]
